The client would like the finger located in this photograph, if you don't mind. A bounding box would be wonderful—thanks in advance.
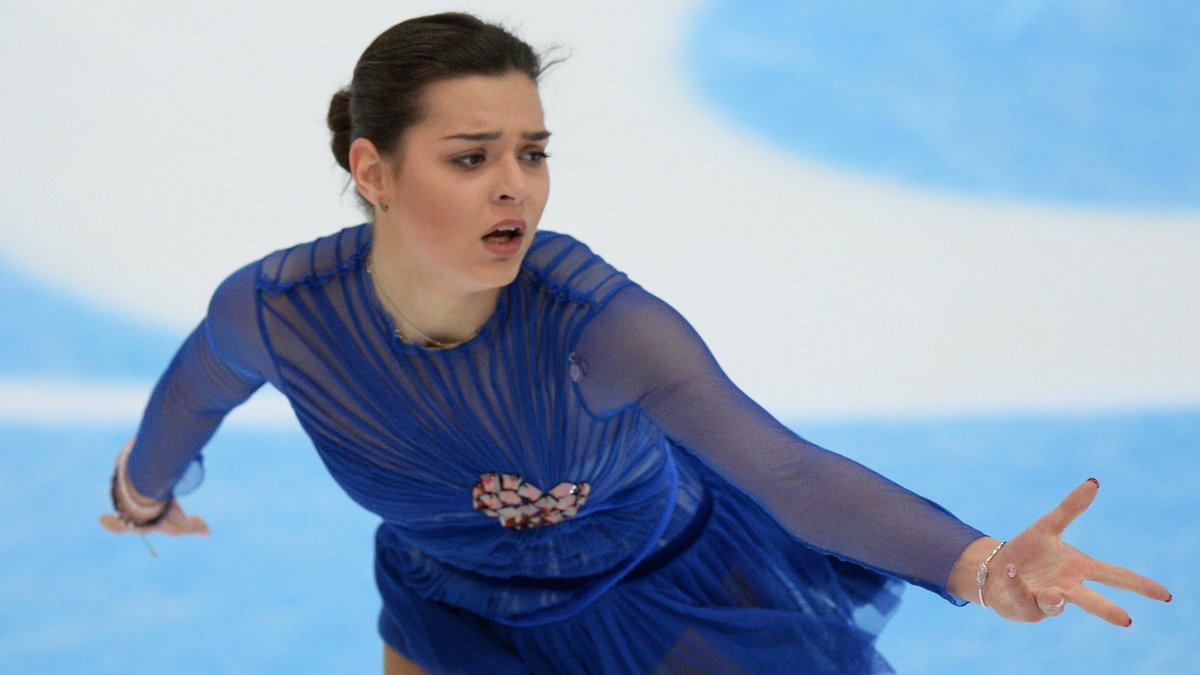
[100,513,133,533]
[1064,584,1131,627]
[181,514,210,536]
[158,504,210,536]
[1035,588,1066,616]
[1085,558,1172,602]
[154,504,186,534]
[154,504,190,535]
[1035,478,1100,535]
[998,565,1044,622]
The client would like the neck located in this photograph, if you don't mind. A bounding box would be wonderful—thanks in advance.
[367,233,499,349]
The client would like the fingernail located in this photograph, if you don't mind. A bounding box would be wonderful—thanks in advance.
[1125,617,1133,628]
[1006,564,1017,578]
[1167,593,1173,603]
[1087,477,1100,488]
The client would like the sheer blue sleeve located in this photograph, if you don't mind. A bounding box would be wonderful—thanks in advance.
[574,285,985,603]
[125,262,272,501]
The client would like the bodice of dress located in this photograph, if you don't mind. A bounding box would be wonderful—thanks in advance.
[255,226,694,585]
[126,224,984,626]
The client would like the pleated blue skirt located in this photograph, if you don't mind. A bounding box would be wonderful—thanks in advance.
[375,458,903,674]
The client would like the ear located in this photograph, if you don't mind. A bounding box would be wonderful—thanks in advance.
[349,137,389,208]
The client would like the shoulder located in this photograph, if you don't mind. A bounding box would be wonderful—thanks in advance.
[255,224,372,296]
[520,230,633,308]
[204,224,370,371]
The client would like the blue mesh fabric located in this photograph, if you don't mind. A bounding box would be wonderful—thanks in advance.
[126,224,984,672]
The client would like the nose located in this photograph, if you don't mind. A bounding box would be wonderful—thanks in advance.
[494,157,532,204]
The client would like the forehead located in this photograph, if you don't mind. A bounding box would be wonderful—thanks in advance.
[412,72,545,135]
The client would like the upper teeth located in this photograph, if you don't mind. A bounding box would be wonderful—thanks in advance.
[498,225,518,232]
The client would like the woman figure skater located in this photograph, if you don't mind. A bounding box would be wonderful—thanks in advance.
[100,12,1171,674]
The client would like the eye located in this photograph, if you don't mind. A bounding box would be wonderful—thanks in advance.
[522,150,551,165]
[453,153,486,168]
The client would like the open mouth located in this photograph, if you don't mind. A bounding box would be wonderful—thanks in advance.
[482,223,524,243]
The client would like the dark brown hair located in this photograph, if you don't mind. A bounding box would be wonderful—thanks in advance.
[327,12,558,209]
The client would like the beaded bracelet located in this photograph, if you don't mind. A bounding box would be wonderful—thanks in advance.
[976,540,1008,608]
[109,444,173,529]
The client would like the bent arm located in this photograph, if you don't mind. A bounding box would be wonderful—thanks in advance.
[126,262,271,501]
[575,286,985,602]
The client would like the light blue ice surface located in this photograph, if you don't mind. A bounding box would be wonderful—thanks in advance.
[1,424,381,674]
[687,0,1200,209]
[0,260,1195,673]
[0,258,181,380]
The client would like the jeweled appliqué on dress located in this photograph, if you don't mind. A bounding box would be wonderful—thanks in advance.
[472,472,591,529]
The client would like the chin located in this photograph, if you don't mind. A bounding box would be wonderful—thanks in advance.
[495,262,524,287]
[469,260,523,292]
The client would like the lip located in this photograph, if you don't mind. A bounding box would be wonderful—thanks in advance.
[485,219,527,237]
[481,218,528,258]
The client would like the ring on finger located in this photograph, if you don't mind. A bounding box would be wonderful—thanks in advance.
[1040,599,1066,615]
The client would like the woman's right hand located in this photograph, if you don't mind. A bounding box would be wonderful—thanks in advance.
[99,501,210,536]
[100,438,210,536]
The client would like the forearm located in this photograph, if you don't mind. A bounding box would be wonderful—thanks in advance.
[128,319,265,499]
[724,433,987,599]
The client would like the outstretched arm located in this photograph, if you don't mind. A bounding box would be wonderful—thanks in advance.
[575,285,1171,619]
[100,262,271,536]
[574,285,984,601]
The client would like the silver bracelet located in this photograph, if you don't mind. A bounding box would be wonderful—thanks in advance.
[976,540,1008,608]
[112,443,171,524]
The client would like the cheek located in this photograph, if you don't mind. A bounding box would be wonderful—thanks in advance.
[402,174,468,229]
[533,173,551,211]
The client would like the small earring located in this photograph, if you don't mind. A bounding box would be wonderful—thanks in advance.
[379,201,389,213]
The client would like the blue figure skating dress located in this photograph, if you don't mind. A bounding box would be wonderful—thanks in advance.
[127,225,984,673]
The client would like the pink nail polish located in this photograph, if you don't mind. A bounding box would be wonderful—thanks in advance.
[1006,564,1017,578]
[1087,477,1099,488]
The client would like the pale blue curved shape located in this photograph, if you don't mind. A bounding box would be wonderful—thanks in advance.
[686,1,1200,209]
[0,257,183,379]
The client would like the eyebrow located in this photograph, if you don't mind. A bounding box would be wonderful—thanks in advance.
[440,130,552,142]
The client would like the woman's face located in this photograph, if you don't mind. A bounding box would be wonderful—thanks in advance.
[377,71,551,294]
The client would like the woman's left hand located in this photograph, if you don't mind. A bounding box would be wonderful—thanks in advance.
[960,479,1172,626]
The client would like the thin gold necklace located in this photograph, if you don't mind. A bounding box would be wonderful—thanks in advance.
[366,258,476,349]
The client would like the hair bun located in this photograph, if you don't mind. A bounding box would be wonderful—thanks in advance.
[327,88,353,172]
